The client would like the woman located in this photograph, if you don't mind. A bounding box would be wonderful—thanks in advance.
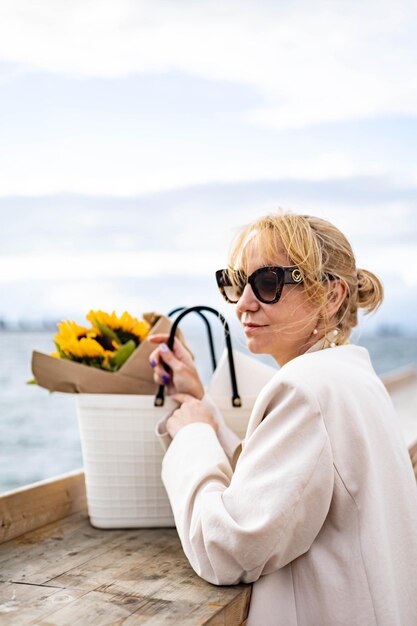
[148,212,417,626]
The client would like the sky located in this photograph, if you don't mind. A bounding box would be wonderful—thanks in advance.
[0,0,416,332]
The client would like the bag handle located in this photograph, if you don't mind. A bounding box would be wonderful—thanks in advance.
[168,306,217,372]
[154,305,241,408]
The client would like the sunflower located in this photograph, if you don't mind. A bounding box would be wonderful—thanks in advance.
[55,320,89,342]
[86,310,150,347]
[54,320,114,368]
[54,320,87,356]
[50,310,149,371]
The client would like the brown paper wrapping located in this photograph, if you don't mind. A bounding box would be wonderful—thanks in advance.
[31,312,188,395]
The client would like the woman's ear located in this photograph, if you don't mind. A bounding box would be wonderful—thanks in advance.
[326,280,347,318]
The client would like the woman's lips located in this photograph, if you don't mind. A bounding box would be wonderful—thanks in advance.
[243,323,268,334]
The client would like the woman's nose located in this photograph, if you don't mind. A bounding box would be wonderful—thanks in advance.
[236,283,259,313]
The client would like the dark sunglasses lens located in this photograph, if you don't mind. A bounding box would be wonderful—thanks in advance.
[216,270,243,302]
[224,285,241,302]
[254,270,281,302]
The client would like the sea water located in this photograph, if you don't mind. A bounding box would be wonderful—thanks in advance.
[1,330,416,493]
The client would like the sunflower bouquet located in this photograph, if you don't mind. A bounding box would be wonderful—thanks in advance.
[31,310,180,394]
[52,310,151,372]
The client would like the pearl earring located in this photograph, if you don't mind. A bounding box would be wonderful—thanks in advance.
[330,328,339,348]
[313,328,318,335]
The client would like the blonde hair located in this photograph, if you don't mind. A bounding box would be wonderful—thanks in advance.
[228,210,384,344]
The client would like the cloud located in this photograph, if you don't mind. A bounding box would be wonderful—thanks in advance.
[0,250,220,282]
[0,181,416,297]
[355,243,417,287]
[0,0,417,130]
[0,179,415,333]
[1,177,416,254]
[0,136,387,196]
[0,274,220,322]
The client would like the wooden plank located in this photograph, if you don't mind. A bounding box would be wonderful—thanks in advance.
[381,366,417,393]
[37,587,246,626]
[0,512,251,625]
[48,528,178,592]
[409,441,417,482]
[1,577,249,625]
[382,368,417,450]
[30,588,149,626]
[0,512,88,569]
[48,521,250,624]
[0,470,87,545]
[205,588,251,626]
[0,581,87,626]
[0,513,126,584]
[121,587,251,625]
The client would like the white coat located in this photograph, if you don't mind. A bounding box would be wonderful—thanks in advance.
[161,342,417,625]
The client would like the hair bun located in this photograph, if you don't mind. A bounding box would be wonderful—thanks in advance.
[356,268,384,314]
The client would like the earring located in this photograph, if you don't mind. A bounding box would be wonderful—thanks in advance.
[330,328,339,348]
[313,328,318,335]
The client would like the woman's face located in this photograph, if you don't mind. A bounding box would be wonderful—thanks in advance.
[235,241,320,366]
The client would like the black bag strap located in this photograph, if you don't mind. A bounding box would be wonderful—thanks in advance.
[154,305,241,408]
[168,306,217,372]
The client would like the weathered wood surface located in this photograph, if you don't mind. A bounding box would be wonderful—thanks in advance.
[382,367,417,481]
[0,469,87,545]
[383,368,417,451]
[409,441,417,482]
[382,365,417,393]
[0,476,251,625]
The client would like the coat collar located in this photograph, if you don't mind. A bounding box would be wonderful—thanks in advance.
[241,331,351,448]
[306,331,349,354]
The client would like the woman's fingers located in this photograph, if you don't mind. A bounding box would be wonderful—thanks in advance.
[148,339,191,373]
[148,334,194,365]
[149,344,181,387]
[166,398,218,438]
[148,342,173,368]
[147,333,170,344]
[171,392,197,406]
[157,343,178,367]
[152,364,172,385]
[148,337,204,400]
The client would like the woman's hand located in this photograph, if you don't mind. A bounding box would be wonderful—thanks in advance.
[167,393,219,438]
[148,334,205,400]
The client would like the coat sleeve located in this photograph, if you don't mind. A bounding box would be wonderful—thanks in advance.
[202,393,242,463]
[155,393,242,464]
[161,380,334,585]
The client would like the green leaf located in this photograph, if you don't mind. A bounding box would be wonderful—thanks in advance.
[26,379,37,385]
[94,321,119,342]
[108,340,136,371]
[54,341,71,360]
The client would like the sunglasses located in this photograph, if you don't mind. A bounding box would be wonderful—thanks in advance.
[215,265,304,304]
